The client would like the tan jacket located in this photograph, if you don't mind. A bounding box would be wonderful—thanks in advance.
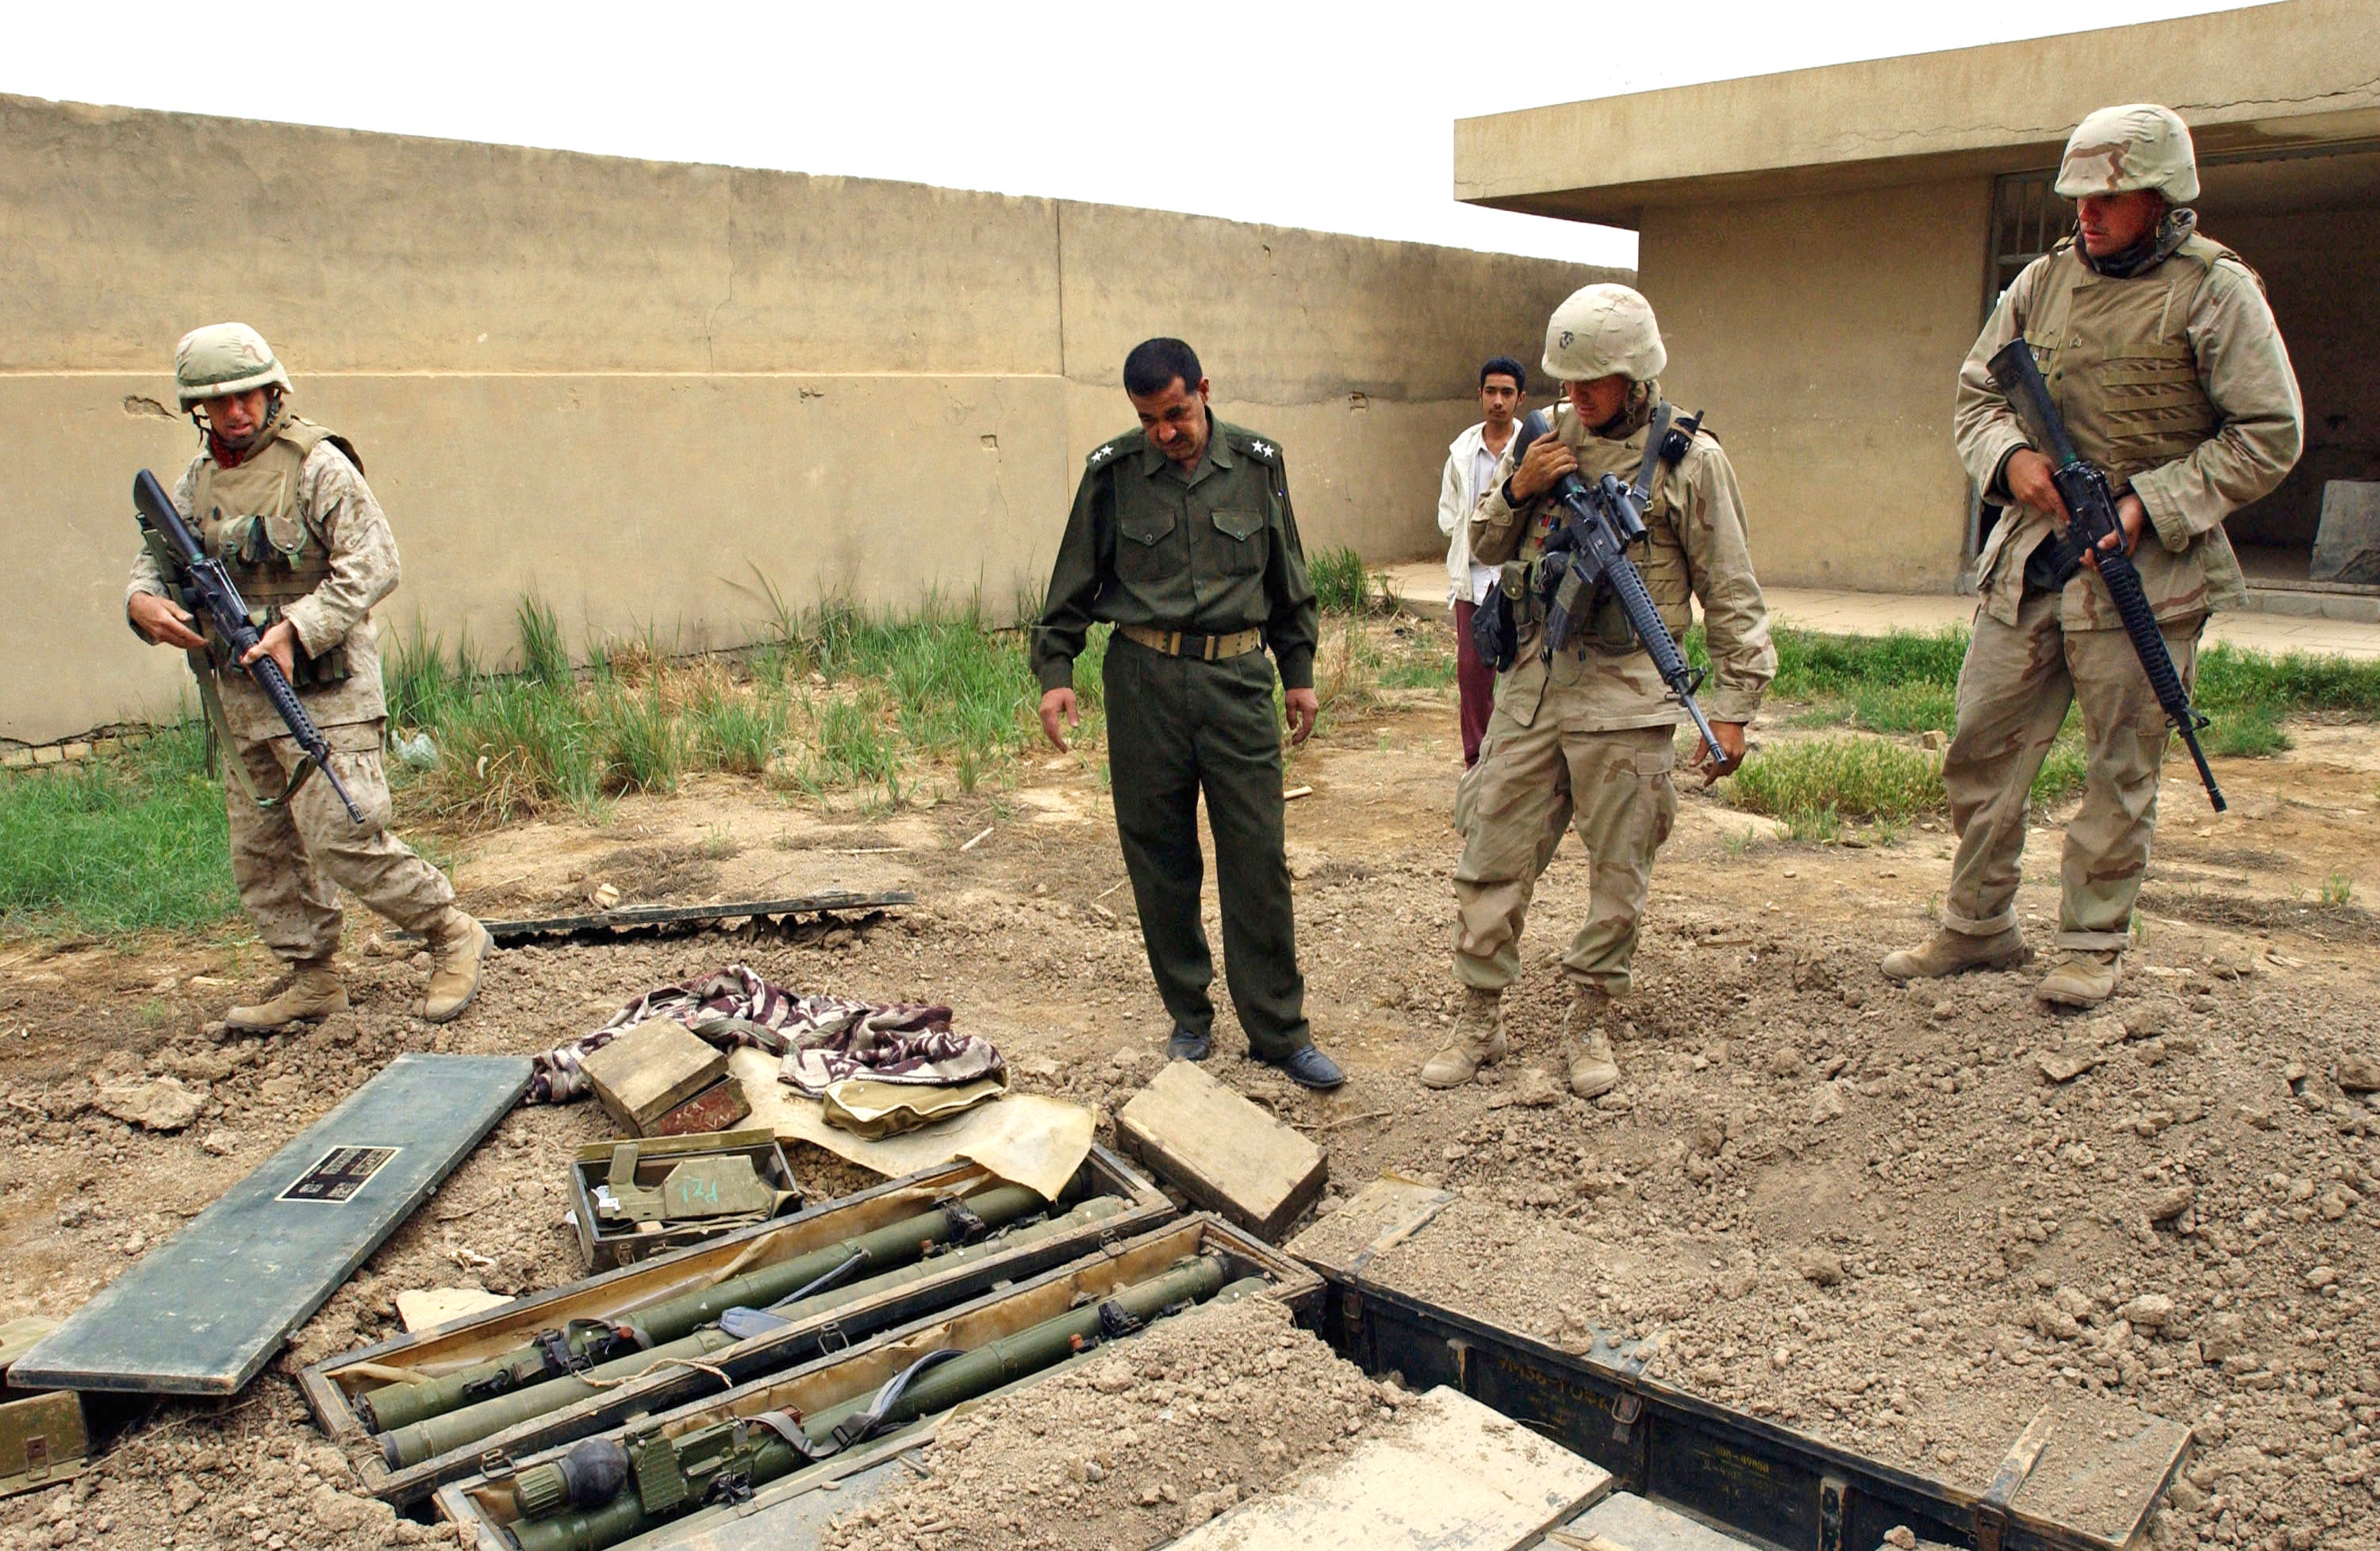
[128,426,400,736]
[1959,232,2302,630]
[1468,392,1774,732]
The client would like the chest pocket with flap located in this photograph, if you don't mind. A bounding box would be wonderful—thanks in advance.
[1203,508,1267,575]
[1115,505,1177,582]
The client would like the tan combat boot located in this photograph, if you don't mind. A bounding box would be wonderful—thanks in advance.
[2036,950,2121,1008]
[225,958,347,1031]
[1564,987,1622,1100]
[421,911,494,1023]
[1879,927,2029,983]
[1419,988,1507,1089]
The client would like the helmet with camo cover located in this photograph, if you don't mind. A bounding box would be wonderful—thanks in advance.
[1541,283,1665,384]
[2055,104,2199,205]
[174,322,291,410]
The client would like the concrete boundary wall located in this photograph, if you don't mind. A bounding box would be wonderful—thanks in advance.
[2,94,1607,743]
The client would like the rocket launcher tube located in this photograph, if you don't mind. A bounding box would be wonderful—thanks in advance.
[505,1255,1239,1551]
[360,1184,1048,1435]
[378,1194,1125,1468]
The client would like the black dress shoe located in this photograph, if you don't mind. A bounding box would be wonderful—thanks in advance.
[1268,1045,1345,1089]
[1167,1024,1211,1062]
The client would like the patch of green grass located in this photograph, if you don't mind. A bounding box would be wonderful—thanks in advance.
[0,724,236,936]
[2323,871,2355,908]
[516,594,571,687]
[1380,627,1459,690]
[598,690,685,795]
[1309,547,1384,615]
[1777,805,1848,844]
[2202,701,2289,759]
[1727,735,1944,823]
[693,693,782,777]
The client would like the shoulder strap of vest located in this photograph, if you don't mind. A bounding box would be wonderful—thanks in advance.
[2177,230,2267,297]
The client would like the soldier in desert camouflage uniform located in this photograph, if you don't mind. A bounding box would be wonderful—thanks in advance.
[1425,285,1775,1098]
[1883,105,2303,1008]
[127,324,491,1029]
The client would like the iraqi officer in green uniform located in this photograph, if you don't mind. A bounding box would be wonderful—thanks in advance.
[1033,338,1343,1089]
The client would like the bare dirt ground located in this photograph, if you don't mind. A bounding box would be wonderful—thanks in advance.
[4,631,2379,1550]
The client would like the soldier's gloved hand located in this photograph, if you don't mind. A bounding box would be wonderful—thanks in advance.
[2081,494,2149,571]
[240,618,300,682]
[1508,434,1579,502]
[1284,688,1319,747]
[1690,722,1748,786]
[1039,687,1080,753]
[2002,449,2071,524]
[129,592,205,650]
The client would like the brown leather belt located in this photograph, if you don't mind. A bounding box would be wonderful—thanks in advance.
[1119,624,1264,662]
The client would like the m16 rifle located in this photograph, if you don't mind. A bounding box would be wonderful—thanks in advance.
[501,1254,1250,1551]
[1508,409,1727,766]
[132,469,364,823]
[1985,340,2226,812]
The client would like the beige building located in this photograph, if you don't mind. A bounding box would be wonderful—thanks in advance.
[3,94,1601,746]
[1456,0,2380,608]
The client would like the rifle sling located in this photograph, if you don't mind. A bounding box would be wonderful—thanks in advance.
[1630,404,1676,506]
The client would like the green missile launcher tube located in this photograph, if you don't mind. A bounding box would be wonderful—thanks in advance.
[378,1194,1126,1468]
[506,1257,1248,1551]
[360,1184,1048,1436]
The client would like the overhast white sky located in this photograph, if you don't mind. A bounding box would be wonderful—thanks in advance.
[9,0,2267,269]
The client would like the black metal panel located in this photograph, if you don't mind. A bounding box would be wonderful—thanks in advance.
[1319,1276,2152,1551]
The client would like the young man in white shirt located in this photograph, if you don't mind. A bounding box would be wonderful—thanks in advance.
[1436,356,1527,766]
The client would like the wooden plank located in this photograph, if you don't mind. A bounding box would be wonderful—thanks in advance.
[11,1054,528,1396]
[1561,1493,1764,1551]
[478,889,915,945]
[582,1019,729,1133]
[1115,1062,1326,1240]
[1168,1385,1610,1550]
[1285,1175,1457,1280]
[2003,1395,2193,1551]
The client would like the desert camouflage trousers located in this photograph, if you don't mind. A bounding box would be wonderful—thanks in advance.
[1451,714,1678,998]
[1940,589,2202,951]
[225,720,457,965]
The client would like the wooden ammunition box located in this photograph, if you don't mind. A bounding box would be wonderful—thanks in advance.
[433,1212,1323,1549]
[582,1020,730,1134]
[0,1391,87,1499]
[301,1146,1173,1507]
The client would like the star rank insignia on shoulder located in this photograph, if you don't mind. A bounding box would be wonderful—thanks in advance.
[1250,440,1274,459]
[1087,443,1115,466]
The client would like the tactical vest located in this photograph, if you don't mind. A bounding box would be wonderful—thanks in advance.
[2020,232,2238,493]
[190,413,360,686]
[1509,400,1695,651]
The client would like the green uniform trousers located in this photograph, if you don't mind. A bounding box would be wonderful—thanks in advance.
[1452,712,1678,999]
[1940,589,2201,950]
[1101,634,1310,1059]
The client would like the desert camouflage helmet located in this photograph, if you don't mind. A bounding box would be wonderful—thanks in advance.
[174,322,290,410]
[2056,103,2200,205]
[1541,283,1665,384]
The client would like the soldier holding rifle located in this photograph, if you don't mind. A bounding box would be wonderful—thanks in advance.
[1883,105,2303,1009]
[1426,285,1775,1098]
[127,324,491,1030]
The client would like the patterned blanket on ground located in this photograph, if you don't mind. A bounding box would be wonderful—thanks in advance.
[528,965,996,1102]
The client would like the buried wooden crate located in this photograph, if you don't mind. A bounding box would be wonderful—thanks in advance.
[1297,1184,2189,1551]
[301,1144,1170,1507]
[432,1213,1323,1550]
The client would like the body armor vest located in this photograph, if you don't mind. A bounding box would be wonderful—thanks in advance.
[190,413,359,686]
[1511,400,1695,651]
[2021,232,2236,493]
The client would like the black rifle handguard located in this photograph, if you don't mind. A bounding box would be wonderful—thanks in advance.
[132,469,366,823]
[1986,342,2225,812]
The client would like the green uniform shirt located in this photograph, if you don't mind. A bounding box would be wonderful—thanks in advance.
[1032,415,1320,693]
